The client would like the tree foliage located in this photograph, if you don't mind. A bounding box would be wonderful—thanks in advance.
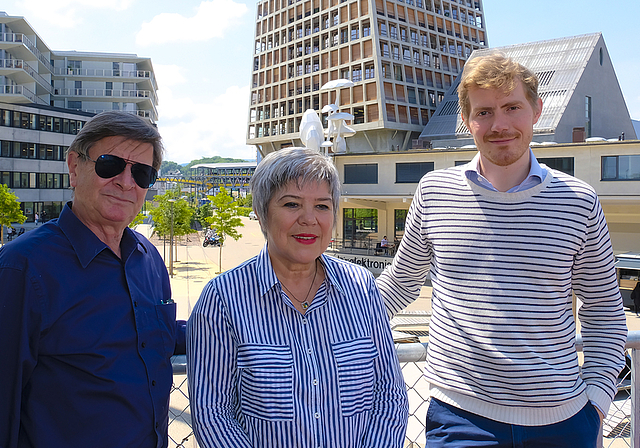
[0,184,27,244]
[148,189,194,240]
[206,187,244,273]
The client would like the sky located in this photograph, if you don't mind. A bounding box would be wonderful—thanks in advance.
[3,0,640,164]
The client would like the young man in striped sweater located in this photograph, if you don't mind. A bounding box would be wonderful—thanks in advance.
[377,53,627,447]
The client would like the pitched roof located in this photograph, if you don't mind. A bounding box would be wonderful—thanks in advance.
[420,33,603,140]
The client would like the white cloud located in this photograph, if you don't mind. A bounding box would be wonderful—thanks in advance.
[136,0,248,47]
[15,0,134,28]
[158,85,255,163]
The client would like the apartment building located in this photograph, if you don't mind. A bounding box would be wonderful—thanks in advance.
[0,12,159,222]
[247,0,487,156]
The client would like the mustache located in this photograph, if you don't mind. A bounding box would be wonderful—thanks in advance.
[486,132,518,140]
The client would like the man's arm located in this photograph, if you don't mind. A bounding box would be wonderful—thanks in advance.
[360,278,409,447]
[187,282,252,448]
[573,199,627,416]
[377,182,433,318]
[0,260,40,448]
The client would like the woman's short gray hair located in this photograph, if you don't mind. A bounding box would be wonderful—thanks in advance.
[66,111,164,170]
[251,147,340,236]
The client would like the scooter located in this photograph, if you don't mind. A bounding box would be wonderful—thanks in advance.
[203,233,221,247]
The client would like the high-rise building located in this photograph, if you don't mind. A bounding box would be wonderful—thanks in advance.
[246,0,487,156]
[0,12,159,224]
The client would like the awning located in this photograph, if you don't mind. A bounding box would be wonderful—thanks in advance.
[616,254,640,271]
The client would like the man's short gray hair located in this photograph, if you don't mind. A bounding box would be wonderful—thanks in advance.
[66,111,164,170]
[250,147,340,237]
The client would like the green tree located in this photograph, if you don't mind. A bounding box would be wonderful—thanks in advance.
[147,189,194,270]
[206,188,244,273]
[160,160,183,176]
[236,193,253,208]
[129,211,145,228]
[148,190,194,240]
[0,184,27,244]
[194,202,213,229]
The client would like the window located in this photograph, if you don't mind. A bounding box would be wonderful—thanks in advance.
[396,162,434,183]
[585,96,592,138]
[395,209,408,235]
[537,157,574,176]
[602,155,640,180]
[343,208,378,241]
[344,164,378,184]
[365,64,375,79]
[68,101,82,110]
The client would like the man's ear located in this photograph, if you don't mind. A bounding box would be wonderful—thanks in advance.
[67,152,80,188]
[533,98,543,124]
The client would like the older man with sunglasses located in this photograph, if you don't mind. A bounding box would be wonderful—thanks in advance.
[0,111,185,448]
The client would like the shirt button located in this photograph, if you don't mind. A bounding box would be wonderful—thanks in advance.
[307,348,313,355]
[302,318,307,324]
[152,380,156,386]
[141,342,146,348]
[312,379,318,385]
[134,301,138,307]
[314,412,320,419]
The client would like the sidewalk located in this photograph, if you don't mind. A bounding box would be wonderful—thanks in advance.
[137,218,266,321]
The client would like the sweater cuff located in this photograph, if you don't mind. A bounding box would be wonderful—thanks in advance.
[586,384,613,417]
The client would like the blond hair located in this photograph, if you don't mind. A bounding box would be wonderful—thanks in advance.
[458,52,540,120]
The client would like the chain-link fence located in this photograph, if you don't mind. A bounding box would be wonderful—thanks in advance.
[169,332,640,448]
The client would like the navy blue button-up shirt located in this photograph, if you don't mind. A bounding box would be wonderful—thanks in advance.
[0,203,176,448]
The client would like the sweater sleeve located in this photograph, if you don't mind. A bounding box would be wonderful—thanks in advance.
[376,178,433,318]
[573,197,627,415]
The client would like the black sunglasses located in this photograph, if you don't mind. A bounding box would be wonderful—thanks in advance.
[84,154,158,189]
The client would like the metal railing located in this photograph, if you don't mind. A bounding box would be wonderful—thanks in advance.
[0,58,53,93]
[169,332,640,448]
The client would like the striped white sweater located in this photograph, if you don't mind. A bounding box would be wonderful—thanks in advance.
[377,166,627,426]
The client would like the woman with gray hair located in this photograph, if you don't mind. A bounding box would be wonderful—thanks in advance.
[187,147,408,448]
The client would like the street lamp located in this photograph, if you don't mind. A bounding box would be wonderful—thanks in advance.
[168,199,176,278]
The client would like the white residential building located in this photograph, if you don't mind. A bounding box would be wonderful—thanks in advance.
[0,12,159,223]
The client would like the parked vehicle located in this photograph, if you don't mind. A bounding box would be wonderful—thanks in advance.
[203,231,222,247]
[616,252,640,309]
[248,211,258,220]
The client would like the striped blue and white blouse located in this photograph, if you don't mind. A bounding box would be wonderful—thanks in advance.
[187,245,408,448]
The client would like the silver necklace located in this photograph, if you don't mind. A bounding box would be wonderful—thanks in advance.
[280,259,318,310]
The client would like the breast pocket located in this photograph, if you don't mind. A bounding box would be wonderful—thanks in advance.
[332,337,379,417]
[155,302,176,358]
[237,344,294,421]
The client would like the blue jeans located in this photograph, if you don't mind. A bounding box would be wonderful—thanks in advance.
[426,398,600,447]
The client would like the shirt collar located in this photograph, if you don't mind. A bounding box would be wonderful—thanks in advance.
[58,201,145,268]
[255,243,346,299]
[463,148,545,187]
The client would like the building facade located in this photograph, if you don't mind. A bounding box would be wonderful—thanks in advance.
[334,140,640,254]
[0,12,159,222]
[247,0,487,156]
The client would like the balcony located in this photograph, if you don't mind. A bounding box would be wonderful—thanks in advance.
[0,33,52,72]
[83,109,156,121]
[0,84,47,105]
[54,88,157,106]
[52,67,157,90]
[0,59,53,94]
